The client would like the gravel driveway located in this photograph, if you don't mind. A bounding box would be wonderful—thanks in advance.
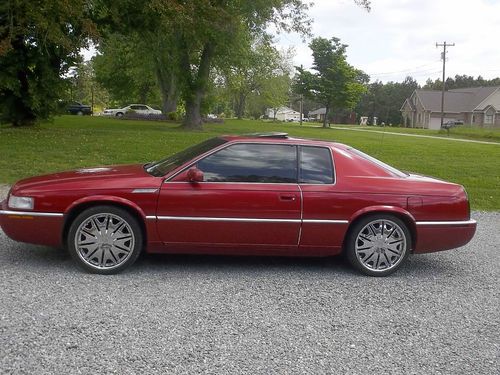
[0,183,498,374]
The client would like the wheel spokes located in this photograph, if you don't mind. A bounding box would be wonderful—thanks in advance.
[75,213,135,269]
[355,219,407,272]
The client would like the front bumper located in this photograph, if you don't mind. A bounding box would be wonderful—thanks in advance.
[0,199,64,247]
[414,219,477,253]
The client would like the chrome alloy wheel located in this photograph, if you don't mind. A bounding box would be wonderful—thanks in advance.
[355,219,407,272]
[74,213,135,270]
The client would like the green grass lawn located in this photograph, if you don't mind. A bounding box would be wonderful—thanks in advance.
[321,124,500,143]
[1,116,499,210]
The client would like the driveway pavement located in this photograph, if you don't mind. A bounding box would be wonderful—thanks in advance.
[0,208,498,374]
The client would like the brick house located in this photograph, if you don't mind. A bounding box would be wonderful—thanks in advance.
[400,87,500,129]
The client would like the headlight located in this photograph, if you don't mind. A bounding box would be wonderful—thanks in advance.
[8,195,34,210]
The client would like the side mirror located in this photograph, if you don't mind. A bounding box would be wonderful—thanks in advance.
[187,167,204,183]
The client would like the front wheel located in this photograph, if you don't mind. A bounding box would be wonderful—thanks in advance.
[346,215,411,276]
[67,206,143,274]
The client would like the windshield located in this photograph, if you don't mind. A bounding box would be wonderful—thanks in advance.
[145,137,228,177]
[348,148,408,178]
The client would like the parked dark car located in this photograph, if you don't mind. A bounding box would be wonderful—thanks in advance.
[67,102,92,116]
[442,120,464,129]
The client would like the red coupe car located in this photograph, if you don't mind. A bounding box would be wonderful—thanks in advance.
[0,133,476,276]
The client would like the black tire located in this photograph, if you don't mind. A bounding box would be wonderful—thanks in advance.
[346,214,411,277]
[67,205,143,274]
[116,112,124,117]
[77,110,83,116]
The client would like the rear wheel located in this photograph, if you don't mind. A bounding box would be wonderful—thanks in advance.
[77,110,83,116]
[67,206,143,274]
[346,214,411,276]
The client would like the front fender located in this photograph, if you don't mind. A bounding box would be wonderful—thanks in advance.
[64,195,147,219]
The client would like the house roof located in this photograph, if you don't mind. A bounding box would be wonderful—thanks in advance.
[309,107,326,115]
[268,106,299,114]
[414,86,498,112]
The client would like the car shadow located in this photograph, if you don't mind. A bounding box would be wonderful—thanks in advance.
[1,240,464,278]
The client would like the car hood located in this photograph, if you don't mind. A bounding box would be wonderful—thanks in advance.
[11,164,162,194]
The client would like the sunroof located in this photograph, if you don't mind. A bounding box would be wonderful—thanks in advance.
[245,132,289,139]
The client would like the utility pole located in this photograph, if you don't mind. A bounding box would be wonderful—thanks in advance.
[299,64,304,126]
[436,41,455,128]
[299,94,303,126]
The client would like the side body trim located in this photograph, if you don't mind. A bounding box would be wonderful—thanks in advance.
[155,215,349,224]
[0,210,64,217]
[415,219,477,226]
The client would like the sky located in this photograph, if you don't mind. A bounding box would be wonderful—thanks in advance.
[82,0,500,85]
[275,0,500,84]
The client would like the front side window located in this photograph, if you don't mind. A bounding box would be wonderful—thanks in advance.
[197,143,297,183]
[146,137,228,176]
[299,146,334,184]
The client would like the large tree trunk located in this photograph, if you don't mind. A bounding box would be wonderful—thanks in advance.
[323,105,330,128]
[184,91,203,129]
[156,65,178,114]
[182,42,214,130]
[235,92,246,119]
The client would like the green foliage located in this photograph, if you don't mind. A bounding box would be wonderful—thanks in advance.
[0,0,96,126]
[424,75,500,90]
[145,0,312,129]
[356,76,420,125]
[66,60,110,112]
[295,37,367,127]
[223,37,294,118]
[93,33,160,107]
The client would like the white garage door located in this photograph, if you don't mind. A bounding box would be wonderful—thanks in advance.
[429,117,455,130]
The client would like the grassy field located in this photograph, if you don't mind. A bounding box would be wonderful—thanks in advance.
[1,116,499,210]
[316,124,500,143]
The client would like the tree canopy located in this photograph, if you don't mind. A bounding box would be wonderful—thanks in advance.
[0,0,96,126]
[295,37,367,127]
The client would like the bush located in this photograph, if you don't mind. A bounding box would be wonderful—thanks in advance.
[166,112,179,121]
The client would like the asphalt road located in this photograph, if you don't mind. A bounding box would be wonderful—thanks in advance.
[0,211,499,374]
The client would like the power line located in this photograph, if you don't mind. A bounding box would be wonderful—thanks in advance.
[368,63,440,77]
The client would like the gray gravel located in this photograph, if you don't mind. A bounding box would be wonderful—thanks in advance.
[0,203,499,373]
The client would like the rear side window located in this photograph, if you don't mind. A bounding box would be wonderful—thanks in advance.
[299,146,334,184]
[197,143,297,183]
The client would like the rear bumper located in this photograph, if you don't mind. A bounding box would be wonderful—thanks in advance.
[0,200,64,248]
[414,219,477,253]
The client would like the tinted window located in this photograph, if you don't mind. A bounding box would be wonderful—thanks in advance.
[299,146,334,184]
[197,143,297,183]
[146,137,228,176]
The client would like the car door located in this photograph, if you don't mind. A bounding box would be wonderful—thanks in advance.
[156,143,301,250]
[297,145,348,255]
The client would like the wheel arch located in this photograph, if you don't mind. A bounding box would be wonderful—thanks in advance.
[62,196,148,248]
[342,206,417,252]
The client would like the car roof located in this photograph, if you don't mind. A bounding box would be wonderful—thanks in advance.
[220,133,349,150]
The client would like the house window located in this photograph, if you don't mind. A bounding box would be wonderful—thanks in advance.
[485,113,494,124]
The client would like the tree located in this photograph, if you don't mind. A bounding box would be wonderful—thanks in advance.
[93,33,160,107]
[295,37,367,127]
[0,0,96,126]
[148,0,313,129]
[356,76,419,125]
[224,38,293,119]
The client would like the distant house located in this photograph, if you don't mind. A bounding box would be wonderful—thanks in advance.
[265,107,300,121]
[400,87,500,129]
[309,107,357,124]
[309,107,327,122]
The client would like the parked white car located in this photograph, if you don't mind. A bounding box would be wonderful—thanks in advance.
[103,104,162,117]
